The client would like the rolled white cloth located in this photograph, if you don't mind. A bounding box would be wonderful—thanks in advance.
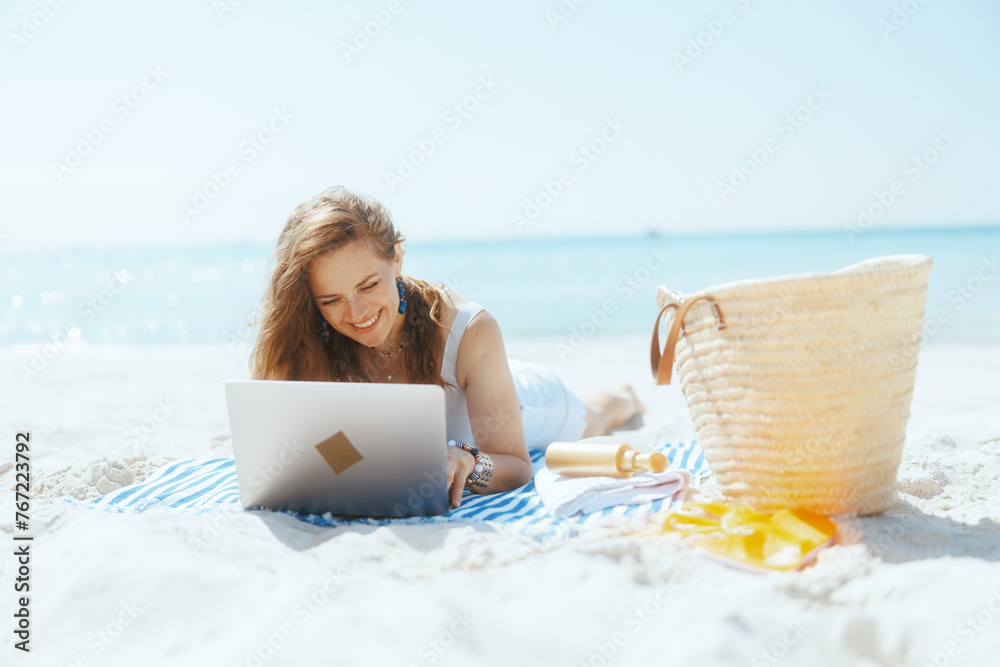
[533,466,693,517]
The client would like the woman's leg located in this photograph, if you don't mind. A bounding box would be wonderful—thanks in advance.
[580,384,645,438]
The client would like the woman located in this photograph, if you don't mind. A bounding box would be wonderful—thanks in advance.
[249,186,644,509]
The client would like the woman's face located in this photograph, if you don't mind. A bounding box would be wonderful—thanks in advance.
[308,240,403,347]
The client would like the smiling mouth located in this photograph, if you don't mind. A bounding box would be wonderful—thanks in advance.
[349,310,380,330]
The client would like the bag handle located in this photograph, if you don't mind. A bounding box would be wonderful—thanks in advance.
[650,295,726,385]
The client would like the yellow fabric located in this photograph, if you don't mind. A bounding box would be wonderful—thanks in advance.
[655,502,837,572]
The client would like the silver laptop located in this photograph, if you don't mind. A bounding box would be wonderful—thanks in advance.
[225,380,449,517]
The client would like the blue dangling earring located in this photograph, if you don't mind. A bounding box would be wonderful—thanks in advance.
[318,313,329,343]
[396,277,407,314]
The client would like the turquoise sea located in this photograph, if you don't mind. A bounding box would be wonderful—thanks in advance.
[1,227,998,347]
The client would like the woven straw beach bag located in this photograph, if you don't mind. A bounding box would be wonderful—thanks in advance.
[650,254,933,516]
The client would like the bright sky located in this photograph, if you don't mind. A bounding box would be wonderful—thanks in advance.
[2,0,998,249]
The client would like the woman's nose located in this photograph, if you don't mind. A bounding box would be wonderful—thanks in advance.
[346,296,366,320]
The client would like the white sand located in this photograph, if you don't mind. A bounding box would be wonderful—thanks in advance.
[1,336,999,667]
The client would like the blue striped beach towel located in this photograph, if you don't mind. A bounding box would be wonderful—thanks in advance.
[67,441,711,541]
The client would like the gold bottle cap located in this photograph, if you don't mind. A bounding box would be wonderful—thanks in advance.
[544,442,670,478]
[622,449,668,473]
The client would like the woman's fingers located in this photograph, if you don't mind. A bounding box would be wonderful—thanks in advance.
[444,450,461,509]
[445,446,471,509]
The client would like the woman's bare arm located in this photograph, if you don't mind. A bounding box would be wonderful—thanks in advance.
[454,309,532,494]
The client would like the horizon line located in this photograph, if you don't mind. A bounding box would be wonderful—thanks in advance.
[2,220,998,253]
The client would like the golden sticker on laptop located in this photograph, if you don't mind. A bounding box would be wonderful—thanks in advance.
[314,430,364,474]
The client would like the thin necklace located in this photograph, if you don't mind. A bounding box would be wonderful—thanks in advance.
[367,346,405,381]
[370,315,408,357]
[366,314,406,379]
[369,339,407,357]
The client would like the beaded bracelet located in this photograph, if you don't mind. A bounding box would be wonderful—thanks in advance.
[448,439,494,493]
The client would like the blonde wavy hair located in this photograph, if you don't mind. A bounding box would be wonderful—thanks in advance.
[249,186,451,387]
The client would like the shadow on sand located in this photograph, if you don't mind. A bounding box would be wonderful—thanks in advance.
[834,498,1000,563]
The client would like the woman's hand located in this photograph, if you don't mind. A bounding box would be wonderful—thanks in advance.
[445,446,476,508]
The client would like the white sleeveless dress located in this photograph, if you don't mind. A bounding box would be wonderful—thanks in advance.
[440,291,588,451]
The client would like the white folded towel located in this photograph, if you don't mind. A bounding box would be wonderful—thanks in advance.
[533,466,693,517]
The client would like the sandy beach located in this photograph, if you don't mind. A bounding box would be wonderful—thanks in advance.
[4,0,999,663]
[1,334,998,667]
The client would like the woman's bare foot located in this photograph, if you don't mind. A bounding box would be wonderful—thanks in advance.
[580,383,646,438]
[616,382,645,416]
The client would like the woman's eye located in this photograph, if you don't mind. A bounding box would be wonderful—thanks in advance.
[321,283,376,306]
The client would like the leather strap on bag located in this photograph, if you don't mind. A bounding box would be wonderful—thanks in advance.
[650,295,726,385]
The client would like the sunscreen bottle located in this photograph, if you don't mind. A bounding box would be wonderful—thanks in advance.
[544,442,668,478]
